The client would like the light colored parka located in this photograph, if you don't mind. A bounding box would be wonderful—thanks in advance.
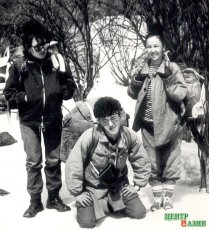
[128,60,187,147]
[65,125,151,219]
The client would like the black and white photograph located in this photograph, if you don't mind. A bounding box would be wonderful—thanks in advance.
[0,1,209,229]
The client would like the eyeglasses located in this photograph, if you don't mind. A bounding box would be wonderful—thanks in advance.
[99,114,119,126]
[32,43,45,52]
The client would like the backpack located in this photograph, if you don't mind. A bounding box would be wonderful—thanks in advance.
[181,68,204,142]
[182,68,204,118]
[4,58,27,119]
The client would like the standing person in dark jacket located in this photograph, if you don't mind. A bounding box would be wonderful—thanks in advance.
[4,19,77,218]
[127,33,187,211]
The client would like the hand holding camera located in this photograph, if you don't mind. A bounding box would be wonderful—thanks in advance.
[45,41,65,72]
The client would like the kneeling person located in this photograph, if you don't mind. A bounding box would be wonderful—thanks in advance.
[65,97,151,228]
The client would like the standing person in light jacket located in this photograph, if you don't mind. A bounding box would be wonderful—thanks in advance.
[4,19,77,218]
[65,97,151,228]
[127,33,187,211]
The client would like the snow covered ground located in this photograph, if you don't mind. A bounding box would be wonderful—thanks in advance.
[1,66,209,230]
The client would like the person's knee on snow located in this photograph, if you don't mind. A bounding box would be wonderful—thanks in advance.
[123,192,146,219]
[76,204,96,228]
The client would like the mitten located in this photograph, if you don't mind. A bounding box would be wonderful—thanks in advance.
[135,72,148,81]
[159,65,172,79]
[60,85,69,99]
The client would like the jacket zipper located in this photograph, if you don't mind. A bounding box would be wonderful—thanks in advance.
[40,66,45,129]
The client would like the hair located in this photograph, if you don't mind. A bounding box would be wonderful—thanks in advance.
[145,33,165,47]
[21,19,52,51]
[93,97,122,119]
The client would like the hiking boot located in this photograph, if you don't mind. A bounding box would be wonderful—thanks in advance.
[23,202,44,218]
[163,195,173,210]
[150,196,162,211]
[46,195,71,212]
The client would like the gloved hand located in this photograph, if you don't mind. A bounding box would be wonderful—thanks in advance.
[134,72,148,81]
[16,92,27,104]
[121,184,139,197]
[76,192,93,207]
[60,85,69,99]
[159,67,172,79]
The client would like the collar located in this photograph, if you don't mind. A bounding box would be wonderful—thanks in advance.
[27,54,51,66]
[97,126,126,149]
[140,60,166,75]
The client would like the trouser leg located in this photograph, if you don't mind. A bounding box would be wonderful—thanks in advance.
[141,128,163,185]
[161,138,181,209]
[122,193,146,219]
[20,124,43,196]
[43,125,62,195]
[141,128,163,211]
[162,138,181,184]
[76,202,97,228]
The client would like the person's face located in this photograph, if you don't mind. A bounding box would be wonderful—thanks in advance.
[146,36,164,64]
[28,36,48,60]
[98,113,121,140]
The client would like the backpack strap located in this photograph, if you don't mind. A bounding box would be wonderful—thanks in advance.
[84,126,99,169]
[84,126,132,168]
[5,58,25,117]
[121,126,132,154]
[85,101,97,123]
[15,58,29,86]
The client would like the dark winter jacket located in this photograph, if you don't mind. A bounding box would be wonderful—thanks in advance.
[4,57,77,127]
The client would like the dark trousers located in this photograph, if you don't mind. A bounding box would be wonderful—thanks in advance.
[76,193,146,228]
[20,124,62,198]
